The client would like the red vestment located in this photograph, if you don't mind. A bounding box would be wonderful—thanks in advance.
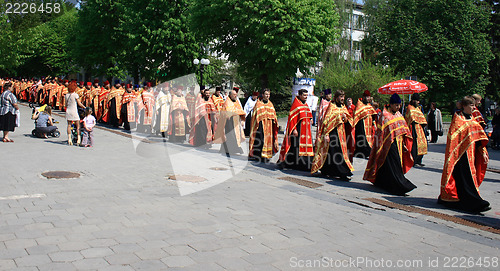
[363,108,413,183]
[311,102,354,174]
[439,112,489,202]
[279,97,314,162]
[248,100,279,159]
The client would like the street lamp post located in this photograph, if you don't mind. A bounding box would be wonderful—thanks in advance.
[193,58,210,87]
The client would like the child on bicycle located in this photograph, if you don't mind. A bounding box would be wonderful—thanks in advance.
[82,107,96,147]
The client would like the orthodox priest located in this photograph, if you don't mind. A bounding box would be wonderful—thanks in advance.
[155,85,171,137]
[438,96,490,213]
[311,90,354,181]
[363,94,416,196]
[248,89,279,162]
[278,89,314,171]
[353,90,377,158]
[168,86,190,142]
[121,84,137,130]
[243,92,259,136]
[211,86,225,111]
[137,82,155,133]
[214,90,246,154]
[185,86,197,125]
[405,93,427,167]
[189,88,215,147]
[316,89,331,137]
[105,81,124,127]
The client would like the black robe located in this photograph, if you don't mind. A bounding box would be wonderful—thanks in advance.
[410,122,424,165]
[320,128,353,179]
[374,141,417,195]
[108,98,119,127]
[282,120,312,171]
[220,115,244,154]
[193,118,209,147]
[354,120,371,158]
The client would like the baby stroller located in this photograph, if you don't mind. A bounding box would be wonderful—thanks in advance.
[30,103,61,138]
[69,107,86,144]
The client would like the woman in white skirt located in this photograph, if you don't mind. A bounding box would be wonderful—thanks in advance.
[64,81,85,145]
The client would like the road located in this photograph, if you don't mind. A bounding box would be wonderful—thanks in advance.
[0,103,498,270]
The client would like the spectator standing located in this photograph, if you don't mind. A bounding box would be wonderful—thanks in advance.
[491,107,500,149]
[82,107,96,147]
[306,93,319,126]
[0,81,19,142]
[64,81,85,145]
[427,102,443,143]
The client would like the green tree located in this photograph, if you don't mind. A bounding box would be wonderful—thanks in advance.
[363,0,493,109]
[190,0,340,91]
[15,9,78,77]
[117,0,200,83]
[317,53,401,104]
[486,0,500,102]
[0,0,73,76]
[73,0,127,79]
[0,0,17,74]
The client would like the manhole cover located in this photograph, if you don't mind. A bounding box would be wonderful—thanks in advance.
[209,167,229,171]
[42,171,80,179]
[167,175,206,183]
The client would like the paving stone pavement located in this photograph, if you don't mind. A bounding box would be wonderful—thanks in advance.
[0,104,498,270]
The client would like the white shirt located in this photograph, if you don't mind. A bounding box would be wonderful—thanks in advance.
[244,97,258,116]
[306,95,319,111]
[83,115,96,129]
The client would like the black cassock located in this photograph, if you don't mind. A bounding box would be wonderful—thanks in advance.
[282,120,312,171]
[220,116,244,154]
[354,120,371,158]
[410,122,424,165]
[320,128,353,179]
[439,142,490,213]
[373,140,416,195]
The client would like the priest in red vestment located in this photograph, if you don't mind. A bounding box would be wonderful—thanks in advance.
[364,94,416,195]
[353,90,377,158]
[278,89,314,171]
[311,90,354,181]
[248,89,279,162]
[438,96,490,213]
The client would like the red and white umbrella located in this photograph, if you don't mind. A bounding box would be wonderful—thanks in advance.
[378,79,428,95]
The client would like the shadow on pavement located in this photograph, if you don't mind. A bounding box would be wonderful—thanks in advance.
[383,196,445,210]
[325,179,399,196]
[381,196,500,229]
[458,215,500,229]
[427,143,447,153]
[483,177,500,183]
[410,166,443,174]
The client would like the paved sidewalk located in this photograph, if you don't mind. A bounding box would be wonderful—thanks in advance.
[0,104,498,270]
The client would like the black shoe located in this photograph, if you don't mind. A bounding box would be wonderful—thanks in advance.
[338,175,351,181]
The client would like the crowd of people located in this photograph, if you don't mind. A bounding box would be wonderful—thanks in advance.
[0,76,496,214]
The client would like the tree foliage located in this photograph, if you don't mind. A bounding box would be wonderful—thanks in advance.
[116,0,200,82]
[486,0,500,102]
[317,53,401,104]
[0,0,77,77]
[190,0,341,91]
[363,0,493,108]
[73,0,126,79]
